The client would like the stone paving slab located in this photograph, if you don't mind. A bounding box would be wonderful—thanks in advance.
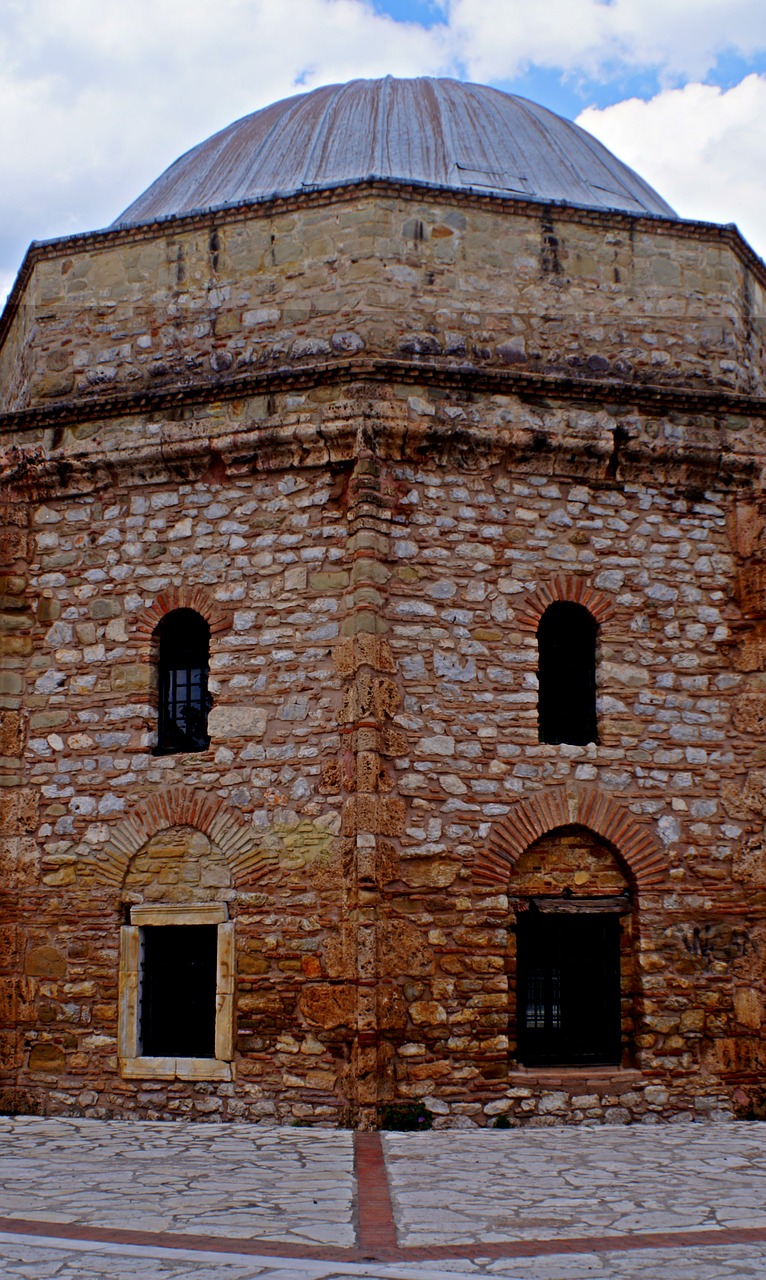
[0,1116,356,1248]
[3,1117,766,1278]
[383,1124,766,1246]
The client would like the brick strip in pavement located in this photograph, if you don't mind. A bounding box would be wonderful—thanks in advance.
[3,1214,766,1264]
[354,1131,398,1253]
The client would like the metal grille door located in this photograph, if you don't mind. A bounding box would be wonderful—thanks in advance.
[517,910,621,1066]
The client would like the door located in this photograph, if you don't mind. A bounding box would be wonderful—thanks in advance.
[517,910,621,1066]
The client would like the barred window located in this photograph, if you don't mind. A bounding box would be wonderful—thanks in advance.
[517,908,621,1066]
[537,601,598,745]
[155,609,211,754]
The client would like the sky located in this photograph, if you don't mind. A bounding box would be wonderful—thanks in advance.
[2,0,766,308]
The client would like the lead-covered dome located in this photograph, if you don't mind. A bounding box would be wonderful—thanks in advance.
[115,76,675,226]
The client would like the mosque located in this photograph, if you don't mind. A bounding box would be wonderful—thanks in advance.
[1,76,765,1126]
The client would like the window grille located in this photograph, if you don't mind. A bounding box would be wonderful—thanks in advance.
[525,969,561,1030]
[517,909,620,1065]
[156,609,211,754]
[537,601,598,745]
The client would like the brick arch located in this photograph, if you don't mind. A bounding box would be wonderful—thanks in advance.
[473,783,668,891]
[84,785,278,889]
[516,575,616,632]
[134,585,232,653]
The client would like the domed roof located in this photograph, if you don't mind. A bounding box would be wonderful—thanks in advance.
[115,76,675,226]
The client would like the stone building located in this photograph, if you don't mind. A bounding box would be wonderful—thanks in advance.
[1,76,766,1127]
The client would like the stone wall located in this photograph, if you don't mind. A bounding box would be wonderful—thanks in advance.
[368,424,766,1121]
[3,188,766,414]
[1,373,766,1125]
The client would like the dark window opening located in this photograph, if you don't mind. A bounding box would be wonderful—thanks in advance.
[517,910,621,1066]
[140,925,217,1058]
[537,601,597,745]
[156,609,211,754]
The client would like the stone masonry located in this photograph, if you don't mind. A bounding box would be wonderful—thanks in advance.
[2,170,766,1127]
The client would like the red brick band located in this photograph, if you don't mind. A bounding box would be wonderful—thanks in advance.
[134,586,232,642]
[475,782,668,890]
[2,1214,766,1264]
[85,783,279,888]
[354,1131,398,1251]
[516,575,616,631]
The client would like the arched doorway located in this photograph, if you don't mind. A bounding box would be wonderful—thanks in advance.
[510,825,636,1068]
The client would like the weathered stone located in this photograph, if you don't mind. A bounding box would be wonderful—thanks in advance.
[0,710,24,756]
[0,790,38,835]
[733,693,766,736]
[28,1044,66,1074]
[111,665,150,694]
[734,988,762,1029]
[26,946,67,980]
[400,858,459,888]
[410,1001,447,1025]
[300,985,355,1030]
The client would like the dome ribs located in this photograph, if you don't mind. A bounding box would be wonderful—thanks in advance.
[114,77,675,227]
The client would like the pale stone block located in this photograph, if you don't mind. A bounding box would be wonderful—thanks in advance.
[208,705,268,739]
[419,735,455,756]
[216,922,235,1061]
[118,926,139,1060]
[131,903,228,925]
[121,1057,233,1081]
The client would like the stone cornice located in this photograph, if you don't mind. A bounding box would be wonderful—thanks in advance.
[0,407,760,503]
[2,174,765,355]
[2,357,766,440]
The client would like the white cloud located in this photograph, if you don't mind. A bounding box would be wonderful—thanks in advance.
[1,0,766,307]
[577,74,766,261]
[447,0,766,83]
[0,0,451,298]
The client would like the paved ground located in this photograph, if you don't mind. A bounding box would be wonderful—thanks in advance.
[2,1116,766,1278]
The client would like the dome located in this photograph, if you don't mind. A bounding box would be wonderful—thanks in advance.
[115,76,676,227]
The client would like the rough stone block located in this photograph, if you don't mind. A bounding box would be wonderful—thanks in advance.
[26,946,67,980]
[0,790,38,835]
[300,984,355,1030]
[0,710,25,756]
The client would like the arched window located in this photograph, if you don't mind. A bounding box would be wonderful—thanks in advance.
[537,601,597,745]
[155,609,211,754]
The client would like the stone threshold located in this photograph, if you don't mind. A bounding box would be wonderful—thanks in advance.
[507,1067,645,1089]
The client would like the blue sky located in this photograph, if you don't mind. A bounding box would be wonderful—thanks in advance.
[1,0,766,304]
[373,0,441,26]
[495,50,766,119]
[371,0,766,117]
